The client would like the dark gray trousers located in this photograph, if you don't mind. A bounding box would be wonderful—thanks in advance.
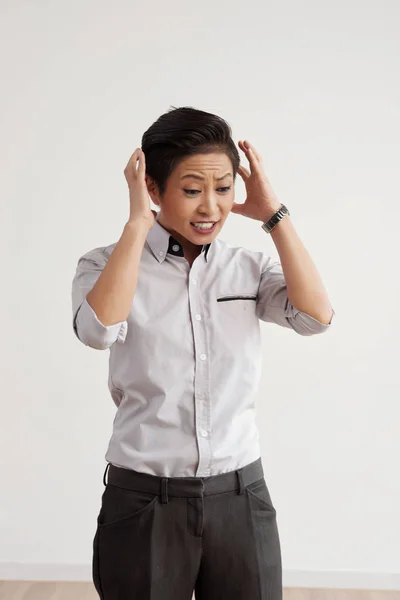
[92,457,282,599]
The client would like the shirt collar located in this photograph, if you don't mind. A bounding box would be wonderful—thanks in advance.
[146,213,211,264]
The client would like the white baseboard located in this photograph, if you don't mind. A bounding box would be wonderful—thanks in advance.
[283,570,400,591]
[0,564,399,591]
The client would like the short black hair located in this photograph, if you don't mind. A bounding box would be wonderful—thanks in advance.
[141,106,240,197]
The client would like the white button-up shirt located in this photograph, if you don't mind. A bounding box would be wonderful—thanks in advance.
[71,216,334,477]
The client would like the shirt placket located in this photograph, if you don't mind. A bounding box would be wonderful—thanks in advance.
[188,259,212,477]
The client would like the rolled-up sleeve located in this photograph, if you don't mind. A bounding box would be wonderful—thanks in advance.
[71,248,128,350]
[256,255,335,336]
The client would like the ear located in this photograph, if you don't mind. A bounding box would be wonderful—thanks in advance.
[145,175,161,207]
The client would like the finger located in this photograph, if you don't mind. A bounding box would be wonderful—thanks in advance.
[238,140,247,155]
[238,140,262,175]
[124,148,140,176]
[237,164,251,178]
[138,148,146,177]
[230,202,245,215]
[127,148,140,164]
[244,140,263,165]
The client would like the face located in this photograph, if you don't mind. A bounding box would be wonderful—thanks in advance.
[146,152,235,253]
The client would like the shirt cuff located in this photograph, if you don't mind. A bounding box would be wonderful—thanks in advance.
[75,297,128,348]
[288,304,335,335]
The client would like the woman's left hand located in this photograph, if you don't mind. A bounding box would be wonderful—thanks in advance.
[231,140,282,222]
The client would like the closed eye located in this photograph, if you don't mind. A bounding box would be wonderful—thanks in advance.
[184,187,231,196]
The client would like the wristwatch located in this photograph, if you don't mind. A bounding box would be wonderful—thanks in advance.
[261,204,290,234]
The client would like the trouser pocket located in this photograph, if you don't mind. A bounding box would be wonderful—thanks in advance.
[92,528,104,599]
[245,477,281,568]
[97,483,159,528]
[92,485,161,599]
[245,477,276,513]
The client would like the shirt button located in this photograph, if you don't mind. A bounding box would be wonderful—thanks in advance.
[159,251,163,256]
[192,279,197,285]
[172,244,180,252]
[196,314,202,321]
[200,430,208,437]
[200,354,207,361]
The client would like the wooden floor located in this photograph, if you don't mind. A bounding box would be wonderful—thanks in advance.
[0,582,399,600]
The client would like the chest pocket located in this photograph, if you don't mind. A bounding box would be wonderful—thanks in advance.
[216,294,258,321]
[217,294,257,303]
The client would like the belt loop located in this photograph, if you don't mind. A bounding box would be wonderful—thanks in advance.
[103,462,111,487]
[161,477,169,504]
[236,468,245,495]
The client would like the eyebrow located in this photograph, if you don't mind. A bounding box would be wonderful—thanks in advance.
[180,172,233,182]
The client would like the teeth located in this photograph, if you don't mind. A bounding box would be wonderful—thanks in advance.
[192,222,215,229]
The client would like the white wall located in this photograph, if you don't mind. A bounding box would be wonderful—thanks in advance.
[1,0,399,590]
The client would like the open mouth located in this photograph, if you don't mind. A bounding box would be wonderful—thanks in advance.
[190,221,218,234]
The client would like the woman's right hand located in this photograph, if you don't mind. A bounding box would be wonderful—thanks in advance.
[124,148,157,230]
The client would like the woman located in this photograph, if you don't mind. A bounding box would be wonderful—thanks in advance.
[71,106,334,600]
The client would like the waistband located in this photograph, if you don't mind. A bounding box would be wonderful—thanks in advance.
[104,458,264,502]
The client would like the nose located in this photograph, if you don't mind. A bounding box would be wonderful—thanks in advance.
[197,192,219,218]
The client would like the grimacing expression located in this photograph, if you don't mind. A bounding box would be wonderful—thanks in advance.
[146,152,235,250]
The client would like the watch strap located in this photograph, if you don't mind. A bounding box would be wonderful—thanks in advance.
[261,204,290,234]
